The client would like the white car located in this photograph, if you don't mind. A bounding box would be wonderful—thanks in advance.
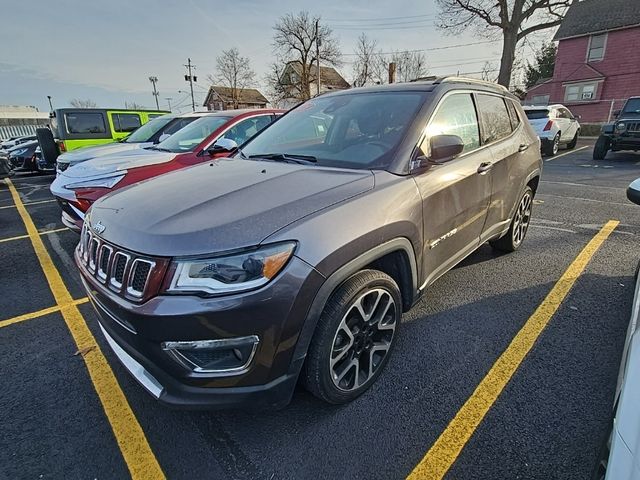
[601,178,640,480]
[54,112,205,174]
[523,104,581,156]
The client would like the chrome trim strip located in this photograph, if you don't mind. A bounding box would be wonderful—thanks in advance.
[98,324,162,398]
[161,335,260,376]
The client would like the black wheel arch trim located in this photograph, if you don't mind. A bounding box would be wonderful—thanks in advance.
[291,237,418,368]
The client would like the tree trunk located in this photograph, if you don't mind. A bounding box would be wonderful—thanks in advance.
[497,29,517,88]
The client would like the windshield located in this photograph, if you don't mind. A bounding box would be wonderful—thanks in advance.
[241,92,426,169]
[524,109,549,120]
[156,115,231,153]
[124,115,176,143]
[622,98,640,115]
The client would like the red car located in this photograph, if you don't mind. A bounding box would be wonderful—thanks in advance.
[51,109,283,231]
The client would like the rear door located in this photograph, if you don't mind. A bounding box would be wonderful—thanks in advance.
[478,94,528,238]
[412,92,492,287]
[108,112,142,141]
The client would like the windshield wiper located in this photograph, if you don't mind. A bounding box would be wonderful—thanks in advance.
[145,146,172,152]
[248,153,317,164]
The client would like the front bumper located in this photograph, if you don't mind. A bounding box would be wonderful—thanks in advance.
[79,252,324,409]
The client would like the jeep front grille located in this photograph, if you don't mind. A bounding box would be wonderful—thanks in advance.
[77,223,165,301]
[626,122,640,133]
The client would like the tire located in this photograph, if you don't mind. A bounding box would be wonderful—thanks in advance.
[490,186,533,253]
[593,135,610,160]
[303,269,402,404]
[35,128,59,166]
[567,131,579,150]
[544,133,560,156]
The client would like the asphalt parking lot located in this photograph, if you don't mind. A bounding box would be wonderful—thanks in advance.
[1,138,640,480]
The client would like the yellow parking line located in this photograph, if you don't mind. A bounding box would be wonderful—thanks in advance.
[0,227,69,244]
[5,179,165,480]
[0,199,56,210]
[407,220,619,480]
[0,297,89,328]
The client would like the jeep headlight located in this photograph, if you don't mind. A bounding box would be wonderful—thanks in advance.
[64,173,126,190]
[167,242,296,295]
[616,122,626,131]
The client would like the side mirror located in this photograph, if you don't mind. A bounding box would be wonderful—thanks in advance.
[627,178,640,205]
[428,134,465,164]
[207,137,238,155]
[157,133,170,143]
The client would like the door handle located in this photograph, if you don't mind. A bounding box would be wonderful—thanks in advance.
[518,143,530,152]
[477,162,493,174]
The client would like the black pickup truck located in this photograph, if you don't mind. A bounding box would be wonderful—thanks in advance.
[594,97,640,160]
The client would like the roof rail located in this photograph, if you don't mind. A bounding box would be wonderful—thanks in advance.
[432,76,510,93]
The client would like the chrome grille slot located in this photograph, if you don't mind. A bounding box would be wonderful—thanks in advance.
[97,245,113,282]
[88,237,100,272]
[109,252,130,290]
[126,259,154,298]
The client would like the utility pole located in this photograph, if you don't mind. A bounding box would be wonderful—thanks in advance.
[148,76,160,110]
[388,62,396,84]
[46,95,53,112]
[184,58,197,111]
[165,97,173,112]
[315,20,321,97]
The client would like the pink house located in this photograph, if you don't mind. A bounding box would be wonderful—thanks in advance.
[525,0,640,124]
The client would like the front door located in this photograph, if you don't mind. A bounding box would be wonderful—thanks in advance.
[412,92,492,288]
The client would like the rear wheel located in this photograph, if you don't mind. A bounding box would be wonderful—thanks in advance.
[303,270,401,404]
[593,135,610,160]
[543,133,560,156]
[490,186,533,253]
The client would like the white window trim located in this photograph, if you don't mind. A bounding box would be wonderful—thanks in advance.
[562,80,603,103]
[586,33,608,63]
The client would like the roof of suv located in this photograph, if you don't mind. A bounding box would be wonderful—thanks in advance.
[321,76,513,98]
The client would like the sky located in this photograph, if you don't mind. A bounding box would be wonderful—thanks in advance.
[0,0,549,113]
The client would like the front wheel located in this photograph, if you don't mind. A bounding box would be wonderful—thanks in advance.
[593,135,610,160]
[303,270,401,404]
[490,186,533,253]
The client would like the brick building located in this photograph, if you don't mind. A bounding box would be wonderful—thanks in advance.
[525,0,640,124]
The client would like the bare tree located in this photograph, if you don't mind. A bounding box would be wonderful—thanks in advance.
[391,50,429,83]
[124,101,145,109]
[264,63,290,107]
[436,0,570,87]
[69,98,97,108]
[271,11,342,102]
[352,34,380,87]
[208,48,256,109]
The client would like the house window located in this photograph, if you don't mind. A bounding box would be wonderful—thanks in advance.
[531,95,550,105]
[565,82,598,102]
[587,33,607,62]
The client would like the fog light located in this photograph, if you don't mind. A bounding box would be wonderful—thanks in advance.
[161,335,259,375]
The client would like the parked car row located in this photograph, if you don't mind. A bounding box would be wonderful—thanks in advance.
[65,78,543,409]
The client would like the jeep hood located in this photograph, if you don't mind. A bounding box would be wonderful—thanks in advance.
[60,149,176,180]
[89,158,374,256]
[58,142,151,165]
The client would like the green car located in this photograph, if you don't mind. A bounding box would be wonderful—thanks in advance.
[50,108,169,153]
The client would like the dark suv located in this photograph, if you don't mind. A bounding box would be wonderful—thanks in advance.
[76,78,542,409]
[594,97,640,160]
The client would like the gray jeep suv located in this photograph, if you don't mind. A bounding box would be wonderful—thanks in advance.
[76,78,542,409]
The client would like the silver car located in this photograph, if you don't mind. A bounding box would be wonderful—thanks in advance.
[523,104,581,156]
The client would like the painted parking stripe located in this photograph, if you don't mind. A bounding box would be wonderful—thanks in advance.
[0,199,56,210]
[0,227,69,244]
[544,145,589,162]
[4,179,165,480]
[407,220,619,480]
[0,297,89,329]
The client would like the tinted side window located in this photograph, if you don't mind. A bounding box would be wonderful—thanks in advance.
[112,113,141,132]
[65,113,106,134]
[506,100,521,130]
[423,93,480,154]
[476,94,512,143]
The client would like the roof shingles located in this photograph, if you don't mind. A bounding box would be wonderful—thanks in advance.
[554,0,640,40]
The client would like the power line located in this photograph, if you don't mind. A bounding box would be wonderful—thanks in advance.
[329,18,437,28]
[326,13,434,22]
[341,39,500,56]
[333,22,435,31]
